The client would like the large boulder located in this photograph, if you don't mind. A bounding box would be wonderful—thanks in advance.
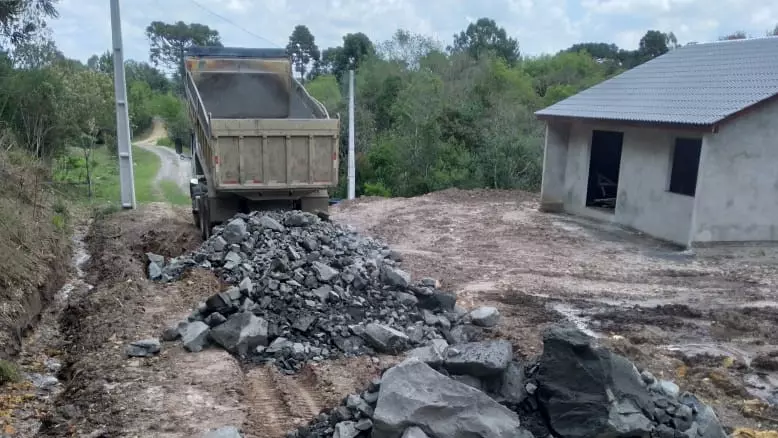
[209,312,269,356]
[536,327,654,438]
[372,358,523,438]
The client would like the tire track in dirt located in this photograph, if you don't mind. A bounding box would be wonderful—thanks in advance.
[244,366,324,438]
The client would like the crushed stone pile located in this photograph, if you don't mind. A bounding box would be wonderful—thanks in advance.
[149,210,494,373]
[291,325,729,438]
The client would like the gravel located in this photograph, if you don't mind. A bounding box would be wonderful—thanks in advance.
[154,210,495,373]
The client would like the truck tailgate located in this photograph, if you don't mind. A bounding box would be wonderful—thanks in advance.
[209,118,339,190]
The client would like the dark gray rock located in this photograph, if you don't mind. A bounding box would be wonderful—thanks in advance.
[355,418,373,431]
[362,323,410,354]
[383,266,411,288]
[442,340,513,377]
[211,236,228,252]
[407,339,448,366]
[222,218,248,244]
[372,358,521,438]
[469,306,500,327]
[210,312,269,356]
[332,421,359,438]
[125,339,161,357]
[451,374,483,390]
[181,321,211,352]
[204,425,242,438]
[677,393,728,438]
[204,312,227,327]
[417,291,457,312]
[536,326,654,438]
[311,261,338,282]
[285,212,317,227]
[401,427,429,438]
[293,314,318,333]
[346,393,374,416]
[148,262,162,280]
[146,252,165,266]
[259,215,285,232]
[497,361,528,406]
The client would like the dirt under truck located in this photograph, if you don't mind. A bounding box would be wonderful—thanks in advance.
[184,46,340,238]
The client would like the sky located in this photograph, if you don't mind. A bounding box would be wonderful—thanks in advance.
[49,0,778,64]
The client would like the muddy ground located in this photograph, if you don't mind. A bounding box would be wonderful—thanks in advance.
[332,188,778,430]
[8,188,778,436]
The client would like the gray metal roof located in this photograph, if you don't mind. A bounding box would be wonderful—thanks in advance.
[535,36,778,125]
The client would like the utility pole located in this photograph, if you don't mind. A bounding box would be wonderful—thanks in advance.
[110,0,136,209]
[347,67,356,200]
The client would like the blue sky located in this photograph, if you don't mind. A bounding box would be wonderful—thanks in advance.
[49,0,778,64]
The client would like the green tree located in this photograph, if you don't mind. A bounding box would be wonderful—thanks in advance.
[145,21,222,82]
[636,30,671,62]
[286,25,320,83]
[86,50,112,74]
[720,31,748,40]
[0,0,58,45]
[449,18,520,65]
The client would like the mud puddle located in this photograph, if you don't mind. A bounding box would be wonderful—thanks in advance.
[5,222,93,437]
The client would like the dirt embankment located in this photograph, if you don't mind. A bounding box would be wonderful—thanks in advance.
[332,188,778,431]
[0,151,70,360]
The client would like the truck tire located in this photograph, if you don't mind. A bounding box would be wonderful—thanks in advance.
[198,196,211,240]
[300,195,329,214]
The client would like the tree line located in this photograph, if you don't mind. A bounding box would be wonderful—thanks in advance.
[2,0,776,201]
[286,21,680,197]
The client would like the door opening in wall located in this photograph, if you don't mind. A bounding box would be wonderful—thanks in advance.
[586,130,624,211]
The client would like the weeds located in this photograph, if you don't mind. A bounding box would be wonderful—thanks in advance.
[0,360,20,385]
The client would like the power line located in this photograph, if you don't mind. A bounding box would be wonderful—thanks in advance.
[185,0,282,47]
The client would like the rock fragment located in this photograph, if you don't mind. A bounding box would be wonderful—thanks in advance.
[210,312,269,356]
[125,339,161,357]
[469,306,500,327]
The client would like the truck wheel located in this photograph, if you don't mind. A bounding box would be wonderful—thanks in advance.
[198,197,211,240]
[300,196,329,214]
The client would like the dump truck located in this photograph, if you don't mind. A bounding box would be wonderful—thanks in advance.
[184,46,340,238]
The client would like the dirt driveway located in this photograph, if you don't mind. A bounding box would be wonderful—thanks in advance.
[332,188,778,430]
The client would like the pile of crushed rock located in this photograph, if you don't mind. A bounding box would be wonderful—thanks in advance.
[292,325,729,438]
[148,210,498,372]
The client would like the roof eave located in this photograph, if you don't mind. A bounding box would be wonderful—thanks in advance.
[535,113,717,133]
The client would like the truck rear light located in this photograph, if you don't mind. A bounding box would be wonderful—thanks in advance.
[332,153,337,161]
[214,155,219,165]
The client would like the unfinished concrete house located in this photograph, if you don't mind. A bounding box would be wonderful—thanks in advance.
[535,37,778,247]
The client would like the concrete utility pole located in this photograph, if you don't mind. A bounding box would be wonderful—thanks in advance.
[110,0,136,209]
[347,68,356,200]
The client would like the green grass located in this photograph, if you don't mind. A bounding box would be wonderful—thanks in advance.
[159,180,190,206]
[54,145,162,207]
[0,359,20,385]
[156,137,173,147]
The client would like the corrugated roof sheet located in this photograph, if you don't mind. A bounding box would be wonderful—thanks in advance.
[534,36,778,125]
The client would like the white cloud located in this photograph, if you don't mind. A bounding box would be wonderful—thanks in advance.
[48,0,778,64]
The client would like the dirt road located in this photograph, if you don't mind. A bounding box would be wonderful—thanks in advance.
[332,189,778,429]
[135,121,191,196]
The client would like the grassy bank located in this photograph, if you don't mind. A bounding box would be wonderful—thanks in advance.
[0,149,71,360]
[54,145,161,206]
[159,180,190,205]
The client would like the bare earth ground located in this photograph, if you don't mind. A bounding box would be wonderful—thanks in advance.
[32,204,393,438]
[12,188,778,436]
[331,188,778,431]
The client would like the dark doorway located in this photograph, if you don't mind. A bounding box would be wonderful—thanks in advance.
[586,130,624,210]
